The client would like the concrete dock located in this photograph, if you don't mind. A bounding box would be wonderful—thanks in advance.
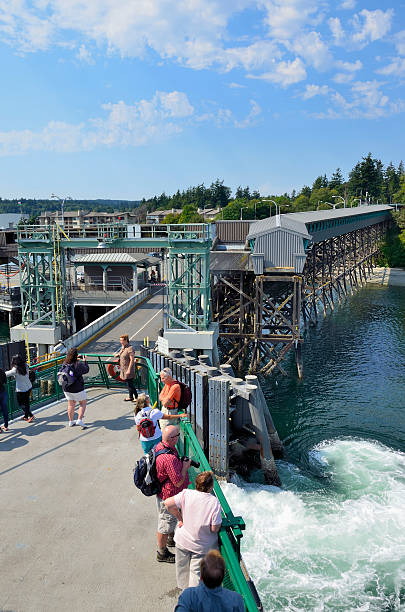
[0,388,179,612]
[367,267,405,287]
[82,289,165,355]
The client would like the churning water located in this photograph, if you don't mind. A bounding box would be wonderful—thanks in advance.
[222,285,405,611]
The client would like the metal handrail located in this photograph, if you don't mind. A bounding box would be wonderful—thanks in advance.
[3,353,260,611]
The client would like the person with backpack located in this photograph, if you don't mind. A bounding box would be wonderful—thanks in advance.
[0,366,9,432]
[155,425,191,564]
[59,348,89,428]
[6,354,34,422]
[134,393,187,453]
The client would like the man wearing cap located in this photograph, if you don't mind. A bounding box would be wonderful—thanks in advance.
[155,425,191,564]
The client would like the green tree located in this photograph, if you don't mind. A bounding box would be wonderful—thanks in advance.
[178,205,204,223]
[347,153,384,201]
[393,175,405,204]
[329,168,344,190]
[312,174,328,190]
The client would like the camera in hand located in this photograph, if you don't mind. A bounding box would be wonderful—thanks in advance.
[181,455,200,469]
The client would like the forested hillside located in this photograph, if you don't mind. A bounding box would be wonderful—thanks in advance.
[1,153,404,223]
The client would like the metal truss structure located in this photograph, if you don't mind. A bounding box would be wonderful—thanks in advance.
[18,224,68,329]
[212,220,390,377]
[17,222,212,335]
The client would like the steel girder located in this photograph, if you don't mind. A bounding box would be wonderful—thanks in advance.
[212,219,389,376]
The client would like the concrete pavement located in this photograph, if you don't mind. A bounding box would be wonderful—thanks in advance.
[82,289,165,355]
[0,388,179,612]
[367,267,405,287]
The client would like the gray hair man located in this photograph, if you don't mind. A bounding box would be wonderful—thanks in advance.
[159,367,181,430]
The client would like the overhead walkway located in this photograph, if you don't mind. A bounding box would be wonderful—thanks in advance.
[80,288,165,354]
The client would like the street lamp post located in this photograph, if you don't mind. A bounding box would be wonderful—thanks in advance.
[332,195,346,208]
[240,207,248,220]
[318,201,336,210]
[352,198,361,208]
[50,193,72,227]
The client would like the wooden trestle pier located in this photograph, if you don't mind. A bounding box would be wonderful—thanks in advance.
[211,206,392,377]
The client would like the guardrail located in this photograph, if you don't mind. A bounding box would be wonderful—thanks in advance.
[63,287,150,350]
[3,352,261,611]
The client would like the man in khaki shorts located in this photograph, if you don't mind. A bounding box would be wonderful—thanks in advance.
[159,367,181,429]
[155,425,191,563]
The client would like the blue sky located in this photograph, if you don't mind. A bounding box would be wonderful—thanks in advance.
[0,0,404,200]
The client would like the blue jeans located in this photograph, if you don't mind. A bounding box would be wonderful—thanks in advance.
[141,436,162,454]
[0,389,8,428]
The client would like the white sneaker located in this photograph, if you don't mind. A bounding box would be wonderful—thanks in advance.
[69,420,76,427]
[76,419,87,429]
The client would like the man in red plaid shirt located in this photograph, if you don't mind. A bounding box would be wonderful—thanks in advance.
[155,425,191,563]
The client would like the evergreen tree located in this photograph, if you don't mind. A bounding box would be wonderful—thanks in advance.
[312,174,328,190]
[347,153,384,201]
[329,168,344,189]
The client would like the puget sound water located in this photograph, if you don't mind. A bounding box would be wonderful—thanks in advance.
[222,285,405,611]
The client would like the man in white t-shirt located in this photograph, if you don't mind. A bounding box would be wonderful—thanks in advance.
[164,470,222,590]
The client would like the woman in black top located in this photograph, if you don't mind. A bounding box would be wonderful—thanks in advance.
[62,348,89,429]
[0,367,8,431]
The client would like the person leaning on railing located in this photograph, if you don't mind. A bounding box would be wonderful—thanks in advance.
[133,393,187,453]
[164,470,222,591]
[174,550,245,612]
[114,334,138,402]
[159,367,181,429]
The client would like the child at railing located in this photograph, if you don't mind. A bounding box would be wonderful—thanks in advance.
[134,393,187,453]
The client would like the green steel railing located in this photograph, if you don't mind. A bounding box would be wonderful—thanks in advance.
[3,353,261,611]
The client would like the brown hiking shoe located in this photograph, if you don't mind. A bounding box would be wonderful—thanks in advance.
[157,548,175,563]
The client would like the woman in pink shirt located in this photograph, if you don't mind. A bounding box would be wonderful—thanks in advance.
[164,471,222,590]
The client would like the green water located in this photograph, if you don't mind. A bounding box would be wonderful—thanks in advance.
[222,285,405,611]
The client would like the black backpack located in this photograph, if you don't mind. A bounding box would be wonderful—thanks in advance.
[173,380,192,411]
[133,446,174,496]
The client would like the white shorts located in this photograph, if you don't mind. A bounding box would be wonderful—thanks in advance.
[64,390,87,402]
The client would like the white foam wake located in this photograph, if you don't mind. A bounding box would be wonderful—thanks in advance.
[222,439,405,611]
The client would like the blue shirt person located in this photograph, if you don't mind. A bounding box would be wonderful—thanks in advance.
[175,550,245,612]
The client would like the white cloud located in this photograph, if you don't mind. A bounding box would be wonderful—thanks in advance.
[248,58,307,87]
[335,59,362,72]
[329,17,345,44]
[76,44,94,64]
[333,72,355,84]
[301,84,329,99]
[260,0,321,40]
[0,90,195,155]
[393,30,405,56]
[288,31,332,71]
[340,0,356,9]
[376,57,405,78]
[314,80,404,119]
[0,91,262,154]
[235,99,262,128]
[229,82,246,89]
[351,9,393,46]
